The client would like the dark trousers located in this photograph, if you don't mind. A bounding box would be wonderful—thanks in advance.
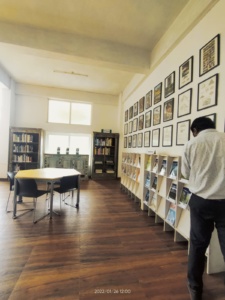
[188,194,225,291]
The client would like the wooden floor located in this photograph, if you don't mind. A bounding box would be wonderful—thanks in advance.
[0,179,224,300]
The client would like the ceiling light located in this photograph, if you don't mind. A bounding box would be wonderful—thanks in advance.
[53,70,88,77]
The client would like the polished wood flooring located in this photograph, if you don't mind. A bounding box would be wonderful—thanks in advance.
[0,179,224,300]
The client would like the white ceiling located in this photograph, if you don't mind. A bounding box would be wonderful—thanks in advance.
[0,0,190,96]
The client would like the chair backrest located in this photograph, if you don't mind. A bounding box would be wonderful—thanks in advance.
[7,171,15,191]
[60,175,78,190]
[17,179,38,197]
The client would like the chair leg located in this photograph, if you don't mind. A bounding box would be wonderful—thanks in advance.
[6,191,11,213]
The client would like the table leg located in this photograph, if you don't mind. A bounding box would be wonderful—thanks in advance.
[13,178,17,219]
[76,175,80,208]
[49,181,54,219]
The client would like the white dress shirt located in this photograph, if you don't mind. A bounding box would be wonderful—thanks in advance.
[182,129,225,199]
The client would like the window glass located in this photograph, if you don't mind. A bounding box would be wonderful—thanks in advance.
[48,100,70,124]
[48,134,69,154]
[70,136,90,154]
[71,103,91,125]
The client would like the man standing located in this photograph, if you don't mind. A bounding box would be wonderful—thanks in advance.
[181,116,225,300]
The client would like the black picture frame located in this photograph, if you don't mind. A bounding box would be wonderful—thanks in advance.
[138,114,144,130]
[162,125,173,147]
[197,73,218,111]
[132,134,137,148]
[199,34,220,76]
[137,133,143,147]
[164,71,175,98]
[179,56,193,89]
[144,131,150,147]
[129,120,133,133]
[145,110,151,128]
[125,110,128,122]
[124,123,128,135]
[139,97,145,113]
[153,105,161,126]
[124,137,127,148]
[145,90,152,109]
[152,128,160,147]
[178,89,192,118]
[176,120,190,146]
[163,98,174,122]
[133,101,138,117]
[132,118,138,132]
[129,106,133,119]
[154,82,162,104]
[128,136,132,148]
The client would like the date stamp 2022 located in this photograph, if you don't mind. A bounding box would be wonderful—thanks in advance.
[94,289,131,294]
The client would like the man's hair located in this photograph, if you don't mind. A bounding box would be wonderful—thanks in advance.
[190,117,215,132]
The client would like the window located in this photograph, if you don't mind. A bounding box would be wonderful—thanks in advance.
[48,99,92,125]
[45,133,91,155]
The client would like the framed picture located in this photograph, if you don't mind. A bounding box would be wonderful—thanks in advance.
[164,71,175,98]
[199,34,220,76]
[124,123,128,135]
[176,120,190,145]
[163,98,174,122]
[125,110,128,122]
[153,105,161,126]
[124,137,127,148]
[154,82,162,104]
[133,102,138,117]
[178,89,192,117]
[152,128,160,147]
[132,134,137,148]
[145,110,151,128]
[145,90,152,109]
[139,97,145,113]
[179,56,193,89]
[133,118,138,132]
[197,73,218,111]
[138,114,144,130]
[144,131,150,147]
[137,133,143,147]
[162,125,173,147]
[128,136,132,148]
[129,120,133,133]
[129,106,133,119]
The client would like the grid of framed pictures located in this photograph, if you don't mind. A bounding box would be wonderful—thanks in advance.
[123,33,220,149]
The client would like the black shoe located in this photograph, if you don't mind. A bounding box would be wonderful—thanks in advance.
[187,283,202,300]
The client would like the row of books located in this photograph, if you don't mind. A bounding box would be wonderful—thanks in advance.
[94,147,114,155]
[13,154,33,162]
[95,138,113,146]
[13,133,36,143]
[13,144,35,153]
[122,153,141,167]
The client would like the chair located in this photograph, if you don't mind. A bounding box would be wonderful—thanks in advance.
[6,171,15,213]
[17,178,49,223]
[54,175,79,209]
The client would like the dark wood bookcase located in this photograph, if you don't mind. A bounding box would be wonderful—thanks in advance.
[92,131,119,179]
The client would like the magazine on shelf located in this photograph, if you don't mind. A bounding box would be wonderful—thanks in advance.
[166,203,176,226]
[169,161,178,178]
[159,160,167,176]
[149,193,157,208]
[144,189,149,202]
[152,159,158,173]
[152,176,157,190]
[146,157,151,171]
[145,172,151,188]
[168,183,177,201]
[179,187,192,208]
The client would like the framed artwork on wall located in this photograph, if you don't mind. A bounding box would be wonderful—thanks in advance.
[153,105,161,126]
[144,131,150,147]
[176,120,190,145]
[199,34,220,76]
[162,125,173,147]
[125,110,128,122]
[129,121,133,133]
[197,73,218,111]
[124,137,127,148]
[139,97,145,113]
[178,89,192,117]
[179,56,193,89]
[145,90,152,109]
[154,82,162,104]
[124,123,128,135]
[133,101,138,117]
[138,114,144,130]
[163,98,174,122]
[128,136,132,148]
[145,110,151,128]
[164,71,175,98]
[129,106,133,119]
[133,118,138,132]
[137,133,143,147]
[152,128,160,147]
[132,134,137,148]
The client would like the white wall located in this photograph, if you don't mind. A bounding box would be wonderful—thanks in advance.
[120,0,225,162]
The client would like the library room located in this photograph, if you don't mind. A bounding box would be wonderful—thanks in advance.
[0,1,225,299]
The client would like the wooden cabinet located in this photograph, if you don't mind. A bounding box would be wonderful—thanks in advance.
[8,127,43,171]
[92,132,119,179]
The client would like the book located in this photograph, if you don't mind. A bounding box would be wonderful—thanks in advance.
[159,159,167,176]
[179,187,191,208]
[166,203,176,226]
[145,172,151,188]
[145,157,151,171]
[152,159,158,173]
[169,161,178,178]
[152,176,157,190]
[144,189,149,202]
[168,183,177,201]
